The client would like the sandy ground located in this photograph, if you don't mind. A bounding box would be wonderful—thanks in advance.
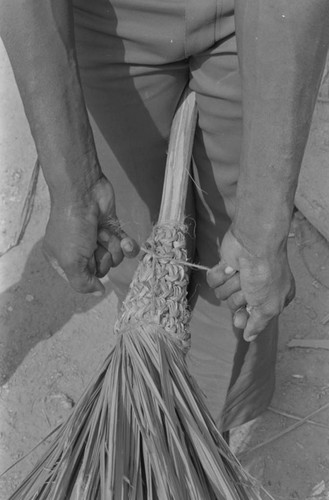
[1,41,329,500]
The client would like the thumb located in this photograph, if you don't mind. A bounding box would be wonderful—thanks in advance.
[120,236,140,258]
[242,307,267,342]
[98,216,139,258]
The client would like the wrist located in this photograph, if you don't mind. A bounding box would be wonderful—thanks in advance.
[231,210,291,257]
[232,170,295,255]
[46,149,103,203]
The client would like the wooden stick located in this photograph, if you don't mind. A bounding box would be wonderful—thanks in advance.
[268,406,329,430]
[238,401,329,458]
[158,88,197,225]
[0,159,40,257]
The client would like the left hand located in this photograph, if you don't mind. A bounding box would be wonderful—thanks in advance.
[207,228,295,342]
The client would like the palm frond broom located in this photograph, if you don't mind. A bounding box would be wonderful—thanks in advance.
[8,89,270,500]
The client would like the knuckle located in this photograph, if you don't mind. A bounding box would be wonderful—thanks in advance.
[215,275,240,301]
[259,297,283,318]
[227,300,236,312]
[214,286,226,300]
[233,291,245,307]
[227,292,243,311]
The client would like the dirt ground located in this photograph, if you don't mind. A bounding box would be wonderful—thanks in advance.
[1,42,329,500]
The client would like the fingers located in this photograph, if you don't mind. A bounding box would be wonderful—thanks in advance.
[233,307,249,330]
[44,221,139,295]
[243,280,295,342]
[94,245,113,278]
[213,274,241,300]
[227,290,246,312]
[43,247,105,296]
[70,264,105,296]
[98,218,139,262]
[93,236,140,278]
[208,262,251,332]
[96,227,139,279]
[120,236,140,258]
[67,253,105,295]
[97,230,125,267]
[242,277,295,342]
[230,278,296,342]
[208,245,296,342]
[207,262,236,288]
[242,307,268,342]
[99,215,139,256]
[231,302,266,341]
[207,261,276,343]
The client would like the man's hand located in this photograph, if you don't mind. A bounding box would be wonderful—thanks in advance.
[43,175,139,295]
[207,228,295,342]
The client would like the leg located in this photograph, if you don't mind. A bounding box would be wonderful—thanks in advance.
[72,0,189,301]
[72,0,278,431]
[188,3,278,431]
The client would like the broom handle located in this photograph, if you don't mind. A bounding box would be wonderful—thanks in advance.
[158,88,197,225]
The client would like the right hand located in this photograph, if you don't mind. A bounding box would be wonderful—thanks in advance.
[43,174,139,295]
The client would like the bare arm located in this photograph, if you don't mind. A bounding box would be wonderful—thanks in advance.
[234,0,329,249]
[1,0,99,196]
[1,0,138,294]
[208,0,329,340]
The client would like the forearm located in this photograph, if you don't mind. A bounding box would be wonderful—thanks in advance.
[1,0,100,199]
[234,0,329,253]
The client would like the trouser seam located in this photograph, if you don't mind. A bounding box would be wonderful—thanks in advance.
[184,0,188,59]
[215,0,224,43]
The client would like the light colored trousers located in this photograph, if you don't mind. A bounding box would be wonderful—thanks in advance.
[73,0,278,431]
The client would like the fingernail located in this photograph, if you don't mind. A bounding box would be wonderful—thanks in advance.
[92,291,103,297]
[124,240,134,252]
[247,335,257,342]
[224,266,234,275]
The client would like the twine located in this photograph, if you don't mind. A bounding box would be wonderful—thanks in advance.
[115,223,192,353]
[141,247,210,272]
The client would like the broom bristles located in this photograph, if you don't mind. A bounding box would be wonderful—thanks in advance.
[7,224,268,500]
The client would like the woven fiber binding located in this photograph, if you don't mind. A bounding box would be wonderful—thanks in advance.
[115,223,191,354]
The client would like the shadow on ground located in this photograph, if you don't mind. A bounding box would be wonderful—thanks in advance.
[0,239,114,384]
